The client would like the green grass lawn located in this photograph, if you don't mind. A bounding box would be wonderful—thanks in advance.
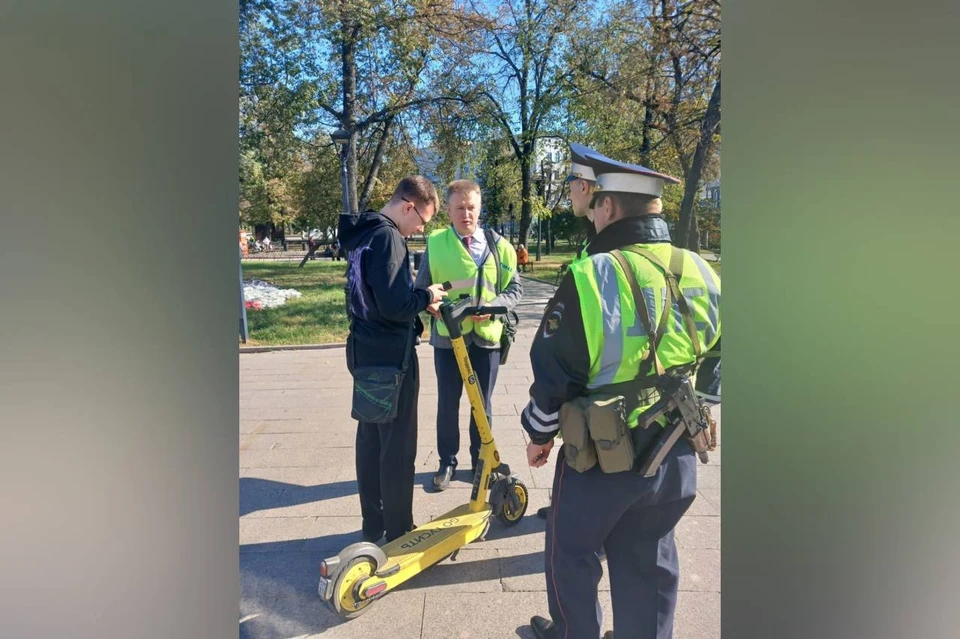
[242,260,351,345]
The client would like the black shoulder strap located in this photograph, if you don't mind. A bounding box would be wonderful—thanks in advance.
[483,228,503,292]
[620,245,703,359]
[611,249,669,377]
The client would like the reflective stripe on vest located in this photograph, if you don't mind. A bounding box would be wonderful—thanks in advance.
[427,228,517,341]
[570,244,721,426]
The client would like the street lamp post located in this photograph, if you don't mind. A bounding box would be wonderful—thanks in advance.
[533,173,543,262]
[543,158,554,256]
[536,158,554,262]
[331,128,351,216]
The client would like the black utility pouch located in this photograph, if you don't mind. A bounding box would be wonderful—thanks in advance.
[349,322,415,424]
[351,367,405,423]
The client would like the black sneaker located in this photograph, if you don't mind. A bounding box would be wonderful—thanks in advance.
[530,615,560,639]
[432,465,455,491]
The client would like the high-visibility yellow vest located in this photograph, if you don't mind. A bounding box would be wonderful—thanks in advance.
[570,243,721,426]
[427,228,517,342]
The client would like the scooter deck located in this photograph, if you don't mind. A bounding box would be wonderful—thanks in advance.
[374,504,492,588]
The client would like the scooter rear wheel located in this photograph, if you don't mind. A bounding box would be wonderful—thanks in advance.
[497,480,529,526]
[328,556,378,619]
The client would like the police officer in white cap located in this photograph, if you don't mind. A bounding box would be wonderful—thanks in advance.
[522,155,722,639]
[564,142,604,261]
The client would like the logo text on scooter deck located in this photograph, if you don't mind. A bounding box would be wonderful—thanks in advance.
[399,518,461,550]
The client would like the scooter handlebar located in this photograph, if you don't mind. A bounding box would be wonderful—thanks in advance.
[437,293,509,338]
[462,305,508,317]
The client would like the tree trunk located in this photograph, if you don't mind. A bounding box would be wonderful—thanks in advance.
[518,155,533,246]
[640,100,655,166]
[341,18,359,213]
[640,73,655,165]
[357,116,394,211]
[675,75,721,250]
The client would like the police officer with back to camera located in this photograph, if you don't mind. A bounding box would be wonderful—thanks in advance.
[520,155,722,639]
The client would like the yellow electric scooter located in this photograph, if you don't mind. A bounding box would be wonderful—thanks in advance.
[318,295,529,618]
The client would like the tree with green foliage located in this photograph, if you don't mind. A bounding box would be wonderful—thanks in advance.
[566,0,720,249]
[475,137,522,234]
[458,0,584,246]
[296,0,480,211]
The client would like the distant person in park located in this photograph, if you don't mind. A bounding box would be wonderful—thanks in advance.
[339,176,448,544]
[517,244,529,272]
[414,179,523,491]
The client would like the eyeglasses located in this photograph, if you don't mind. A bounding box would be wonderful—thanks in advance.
[402,198,429,227]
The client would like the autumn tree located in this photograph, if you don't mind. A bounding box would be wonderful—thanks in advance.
[459,0,584,246]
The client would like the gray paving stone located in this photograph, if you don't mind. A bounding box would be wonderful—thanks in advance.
[241,548,425,639]
[698,487,721,511]
[675,591,721,639]
[420,590,618,638]
[498,545,613,594]
[396,547,503,594]
[696,465,721,491]
[687,492,721,517]
[676,516,721,550]
[258,419,355,433]
[472,508,549,552]
[420,591,548,639]
[243,431,359,450]
[527,457,559,489]
[242,464,346,485]
[240,516,363,554]
[241,447,354,469]
[678,548,721,592]
[241,420,264,434]
[497,546,547,593]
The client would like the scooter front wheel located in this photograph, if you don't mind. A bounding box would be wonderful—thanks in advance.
[327,556,379,619]
[497,480,529,526]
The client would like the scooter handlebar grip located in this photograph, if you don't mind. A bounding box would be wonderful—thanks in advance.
[464,306,508,316]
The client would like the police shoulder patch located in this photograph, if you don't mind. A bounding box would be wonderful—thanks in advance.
[543,302,564,339]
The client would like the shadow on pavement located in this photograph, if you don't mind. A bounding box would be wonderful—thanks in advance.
[241,472,441,517]
[241,519,548,638]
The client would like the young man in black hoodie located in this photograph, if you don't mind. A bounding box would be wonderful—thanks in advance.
[338,176,448,544]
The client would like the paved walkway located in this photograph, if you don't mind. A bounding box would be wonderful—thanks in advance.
[240,276,721,639]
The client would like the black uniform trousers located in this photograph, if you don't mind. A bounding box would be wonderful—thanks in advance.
[353,345,420,543]
[434,342,500,470]
[545,439,697,639]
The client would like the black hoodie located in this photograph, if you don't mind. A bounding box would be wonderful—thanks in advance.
[339,211,431,356]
